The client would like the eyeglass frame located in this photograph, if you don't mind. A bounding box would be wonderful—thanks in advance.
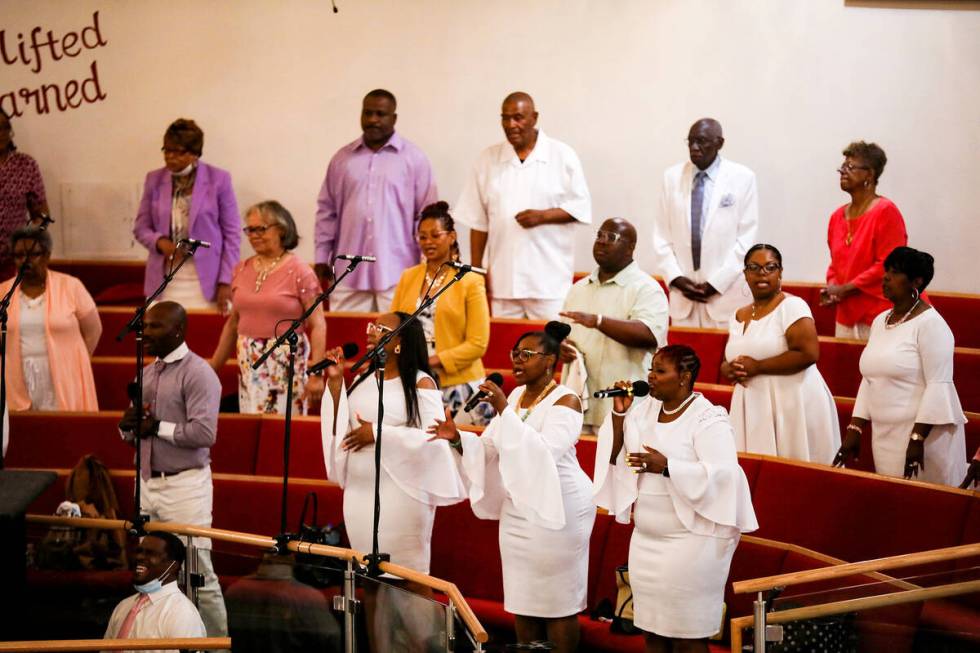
[837,162,871,174]
[509,348,550,363]
[243,225,276,236]
[744,263,782,275]
[594,230,624,244]
[366,322,395,336]
[161,146,189,155]
[415,230,451,244]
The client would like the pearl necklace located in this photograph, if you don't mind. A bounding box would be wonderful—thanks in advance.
[253,253,285,292]
[885,299,920,330]
[660,392,697,415]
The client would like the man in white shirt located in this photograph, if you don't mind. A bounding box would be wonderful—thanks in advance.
[559,218,668,430]
[455,92,592,320]
[652,118,759,329]
[104,532,207,651]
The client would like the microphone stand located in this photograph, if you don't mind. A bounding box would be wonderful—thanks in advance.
[116,241,203,535]
[0,217,54,470]
[346,264,475,576]
[251,258,364,552]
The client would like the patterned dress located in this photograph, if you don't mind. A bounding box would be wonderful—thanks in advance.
[0,151,47,271]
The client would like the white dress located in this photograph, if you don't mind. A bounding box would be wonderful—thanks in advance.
[320,371,467,573]
[458,384,595,618]
[725,295,841,463]
[854,309,968,486]
[594,395,758,638]
[18,292,57,410]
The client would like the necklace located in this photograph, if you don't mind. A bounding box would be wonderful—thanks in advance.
[750,292,781,320]
[885,298,920,329]
[661,392,697,415]
[844,196,876,246]
[421,265,449,300]
[254,252,286,292]
[517,379,557,422]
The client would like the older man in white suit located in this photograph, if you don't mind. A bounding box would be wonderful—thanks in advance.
[652,118,759,329]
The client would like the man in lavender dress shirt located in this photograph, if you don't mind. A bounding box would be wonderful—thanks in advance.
[314,89,438,311]
[118,301,227,640]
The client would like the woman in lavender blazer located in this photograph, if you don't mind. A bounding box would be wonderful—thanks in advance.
[133,118,241,313]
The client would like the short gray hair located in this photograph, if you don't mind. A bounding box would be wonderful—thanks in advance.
[245,200,299,250]
[11,225,53,255]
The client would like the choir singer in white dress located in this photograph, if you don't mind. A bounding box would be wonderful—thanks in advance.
[594,344,758,653]
[320,312,467,584]
[835,247,967,486]
[428,321,594,653]
[721,244,840,463]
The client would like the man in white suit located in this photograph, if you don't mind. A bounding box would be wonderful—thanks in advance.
[652,118,759,329]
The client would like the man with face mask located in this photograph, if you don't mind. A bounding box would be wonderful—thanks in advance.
[118,301,226,640]
[103,532,206,646]
[314,89,438,311]
[652,118,759,329]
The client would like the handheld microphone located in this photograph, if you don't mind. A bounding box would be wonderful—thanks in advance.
[593,380,650,399]
[180,238,211,249]
[309,342,359,375]
[446,261,488,276]
[127,382,140,406]
[336,254,377,263]
[463,372,505,412]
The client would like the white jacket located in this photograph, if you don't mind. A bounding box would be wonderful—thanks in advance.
[652,157,759,323]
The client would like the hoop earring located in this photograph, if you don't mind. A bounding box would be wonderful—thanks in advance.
[912,287,920,302]
[394,344,401,354]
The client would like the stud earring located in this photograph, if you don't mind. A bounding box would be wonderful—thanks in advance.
[394,344,401,354]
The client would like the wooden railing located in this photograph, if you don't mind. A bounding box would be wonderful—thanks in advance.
[0,638,230,651]
[25,514,488,646]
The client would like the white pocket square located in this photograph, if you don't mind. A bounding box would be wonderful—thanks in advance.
[720,194,735,208]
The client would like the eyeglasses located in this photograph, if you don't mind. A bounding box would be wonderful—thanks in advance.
[416,230,450,243]
[161,146,188,155]
[510,348,548,363]
[595,230,624,244]
[243,225,273,236]
[366,323,394,336]
[744,263,782,274]
[12,251,44,261]
[837,163,871,174]
[687,137,718,148]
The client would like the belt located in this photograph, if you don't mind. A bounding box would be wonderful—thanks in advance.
[149,468,196,479]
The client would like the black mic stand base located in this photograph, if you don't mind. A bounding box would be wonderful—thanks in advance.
[364,552,390,578]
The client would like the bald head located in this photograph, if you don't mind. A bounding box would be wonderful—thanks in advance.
[501,92,538,153]
[602,218,637,245]
[687,118,725,170]
[149,301,188,331]
[144,301,187,357]
[593,217,637,275]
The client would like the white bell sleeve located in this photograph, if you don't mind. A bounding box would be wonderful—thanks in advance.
[666,406,759,534]
[913,315,968,427]
[593,409,641,525]
[458,425,507,521]
[378,387,468,507]
[320,382,354,486]
[493,396,584,530]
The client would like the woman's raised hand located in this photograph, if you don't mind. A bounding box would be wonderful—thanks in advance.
[427,406,462,448]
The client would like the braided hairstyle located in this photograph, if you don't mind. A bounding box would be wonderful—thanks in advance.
[654,344,701,387]
[418,201,461,262]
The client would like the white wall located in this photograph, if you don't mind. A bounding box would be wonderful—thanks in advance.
[3,0,979,291]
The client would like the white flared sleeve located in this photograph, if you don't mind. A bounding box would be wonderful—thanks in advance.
[458,427,508,520]
[378,388,468,507]
[320,382,353,486]
[913,315,968,427]
[495,402,584,530]
[592,412,639,524]
[666,407,759,533]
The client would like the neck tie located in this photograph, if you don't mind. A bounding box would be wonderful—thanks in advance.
[691,171,706,271]
[116,593,151,639]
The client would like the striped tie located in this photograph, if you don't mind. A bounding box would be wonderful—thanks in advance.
[691,171,706,271]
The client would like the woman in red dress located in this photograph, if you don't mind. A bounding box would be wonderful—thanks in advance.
[822,141,908,340]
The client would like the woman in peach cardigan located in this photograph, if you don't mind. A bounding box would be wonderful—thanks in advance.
[391,201,491,424]
[0,227,101,411]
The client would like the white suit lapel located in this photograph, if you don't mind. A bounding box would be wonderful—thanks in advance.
[701,159,730,234]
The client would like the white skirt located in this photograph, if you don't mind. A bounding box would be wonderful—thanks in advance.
[630,480,737,639]
[499,470,595,618]
[343,444,436,574]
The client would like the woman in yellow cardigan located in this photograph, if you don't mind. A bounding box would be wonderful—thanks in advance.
[391,201,492,424]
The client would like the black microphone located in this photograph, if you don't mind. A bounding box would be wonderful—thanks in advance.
[593,380,650,399]
[127,382,139,406]
[446,261,488,276]
[180,238,211,249]
[26,192,54,226]
[336,254,377,263]
[464,372,505,412]
[309,342,359,375]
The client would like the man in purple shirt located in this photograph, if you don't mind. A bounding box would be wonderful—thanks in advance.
[314,89,438,311]
[118,301,227,640]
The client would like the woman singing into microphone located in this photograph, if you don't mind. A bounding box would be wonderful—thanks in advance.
[594,344,758,653]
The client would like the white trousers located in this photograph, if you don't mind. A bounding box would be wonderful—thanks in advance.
[158,260,215,310]
[670,302,728,330]
[140,465,227,639]
[834,322,872,341]
[491,297,563,321]
[329,285,395,312]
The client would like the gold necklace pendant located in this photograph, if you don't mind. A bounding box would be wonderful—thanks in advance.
[254,253,285,293]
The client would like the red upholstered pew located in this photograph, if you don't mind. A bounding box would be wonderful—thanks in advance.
[90,357,239,410]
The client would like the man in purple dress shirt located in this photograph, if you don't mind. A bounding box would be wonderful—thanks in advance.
[314,89,438,311]
[118,301,227,640]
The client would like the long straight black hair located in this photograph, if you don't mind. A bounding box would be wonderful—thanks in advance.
[349,312,434,427]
